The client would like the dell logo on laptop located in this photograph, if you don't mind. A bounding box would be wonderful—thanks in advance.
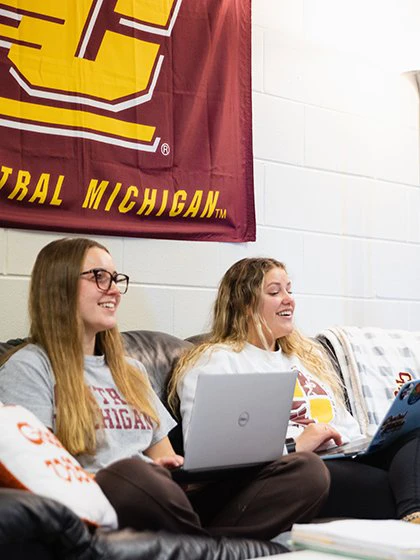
[238,411,250,427]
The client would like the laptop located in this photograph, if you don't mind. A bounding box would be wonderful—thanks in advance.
[171,370,297,482]
[319,378,420,460]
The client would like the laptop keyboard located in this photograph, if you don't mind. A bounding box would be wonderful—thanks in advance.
[318,435,372,457]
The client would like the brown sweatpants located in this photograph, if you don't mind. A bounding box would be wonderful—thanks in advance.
[95,451,329,540]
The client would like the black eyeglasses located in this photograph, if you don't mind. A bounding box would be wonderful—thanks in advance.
[80,268,129,294]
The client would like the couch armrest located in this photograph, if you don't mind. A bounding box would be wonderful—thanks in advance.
[0,488,93,557]
[0,489,287,559]
[96,529,287,559]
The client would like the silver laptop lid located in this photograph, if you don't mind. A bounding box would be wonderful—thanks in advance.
[183,371,297,471]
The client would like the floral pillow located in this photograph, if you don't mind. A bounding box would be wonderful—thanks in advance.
[0,404,117,529]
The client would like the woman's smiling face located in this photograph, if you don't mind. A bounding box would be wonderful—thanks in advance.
[251,266,295,349]
[78,247,121,353]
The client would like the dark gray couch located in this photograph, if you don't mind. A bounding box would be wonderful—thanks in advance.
[0,330,287,559]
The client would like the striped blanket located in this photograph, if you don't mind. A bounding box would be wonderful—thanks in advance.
[317,327,420,436]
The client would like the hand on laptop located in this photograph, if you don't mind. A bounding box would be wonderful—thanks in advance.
[153,454,184,469]
[295,423,343,453]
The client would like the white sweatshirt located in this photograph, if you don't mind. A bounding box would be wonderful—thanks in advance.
[177,342,362,445]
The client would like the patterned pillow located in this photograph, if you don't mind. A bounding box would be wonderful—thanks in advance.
[0,404,117,529]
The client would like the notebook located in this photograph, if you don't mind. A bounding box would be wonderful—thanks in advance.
[171,371,297,482]
[291,519,420,560]
[319,378,420,460]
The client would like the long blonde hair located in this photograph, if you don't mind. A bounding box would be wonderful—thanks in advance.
[6,237,158,456]
[168,257,343,411]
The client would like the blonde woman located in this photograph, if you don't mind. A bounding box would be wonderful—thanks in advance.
[169,257,420,522]
[0,240,329,540]
[0,238,206,534]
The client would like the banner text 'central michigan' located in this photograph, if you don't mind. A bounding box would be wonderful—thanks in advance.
[0,0,255,242]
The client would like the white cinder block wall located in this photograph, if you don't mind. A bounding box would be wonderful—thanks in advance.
[1,0,420,341]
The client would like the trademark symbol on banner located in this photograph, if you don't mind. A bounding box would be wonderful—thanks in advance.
[215,208,226,219]
[161,143,170,156]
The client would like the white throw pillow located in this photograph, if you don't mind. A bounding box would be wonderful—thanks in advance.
[0,404,117,529]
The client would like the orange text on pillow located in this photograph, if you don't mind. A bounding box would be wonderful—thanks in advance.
[18,422,65,449]
[45,456,94,484]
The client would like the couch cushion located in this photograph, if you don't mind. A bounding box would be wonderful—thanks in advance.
[122,330,192,402]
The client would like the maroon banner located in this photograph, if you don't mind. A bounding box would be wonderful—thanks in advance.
[0,0,255,242]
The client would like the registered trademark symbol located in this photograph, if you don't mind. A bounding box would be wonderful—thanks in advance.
[161,143,170,156]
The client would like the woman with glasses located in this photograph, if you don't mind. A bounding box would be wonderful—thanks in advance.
[0,237,206,534]
[0,238,330,539]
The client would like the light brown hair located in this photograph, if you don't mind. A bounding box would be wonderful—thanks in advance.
[168,257,343,411]
[4,237,158,455]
